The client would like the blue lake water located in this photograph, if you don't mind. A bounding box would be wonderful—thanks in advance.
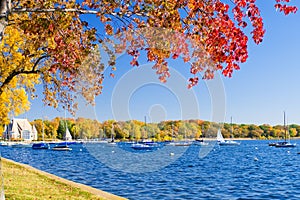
[1,140,300,199]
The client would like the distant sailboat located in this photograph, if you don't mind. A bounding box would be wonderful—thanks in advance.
[174,129,192,146]
[64,126,72,141]
[218,118,240,146]
[131,116,159,150]
[275,112,296,148]
[32,120,50,150]
[194,124,209,146]
[165,124,177,146]
[107,124,117,146]
[52,112,72,151]
[52,126,72,151]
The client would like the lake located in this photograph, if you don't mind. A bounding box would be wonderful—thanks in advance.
[1,140,300,199]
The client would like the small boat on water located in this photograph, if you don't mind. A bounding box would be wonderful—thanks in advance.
[174,142,192,146]
[131,117,160,150]
[107,124,117,146]
[52,142,72,151]
[217,118,240,146]
[131,140,160,150]
[165,141,191,146]
[172,129,192,147]
[217,129,240,146]
[32,142,50,149]
[52,119,72,151]
[131,143,153,150]
[131,141,161,150]
[218,139,240,146]
[274,112,296,148]
[32,120,50,150]
[194,139,209,146]
[194,125,209,146]
[275,141,296,148]
[268,142,277,147]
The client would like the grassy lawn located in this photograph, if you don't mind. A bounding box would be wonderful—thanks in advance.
[1,158,125,200]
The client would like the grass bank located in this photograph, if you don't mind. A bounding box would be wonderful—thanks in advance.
[1,157,126,200]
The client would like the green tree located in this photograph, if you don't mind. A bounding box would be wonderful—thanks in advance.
[57,120,66,140]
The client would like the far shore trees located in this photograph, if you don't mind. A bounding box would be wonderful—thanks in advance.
[29,118,300,141]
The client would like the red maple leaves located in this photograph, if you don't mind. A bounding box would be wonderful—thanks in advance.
[82,0,298,88]
[275,0,298,15]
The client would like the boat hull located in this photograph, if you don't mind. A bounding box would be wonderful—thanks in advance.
[219,141,240,146]
[275,142,296,148]
[52,142,72,151]
[52,147,72,151]
[131,143,158,150]
[32,142,50,149]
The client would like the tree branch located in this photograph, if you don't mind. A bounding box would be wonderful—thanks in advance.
[0,54,49,95]
[12,8,99,14]
[11,7,146,17]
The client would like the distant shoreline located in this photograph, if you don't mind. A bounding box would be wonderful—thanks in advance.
[201,137,300,141]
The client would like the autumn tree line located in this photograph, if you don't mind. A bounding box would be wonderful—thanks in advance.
[26,118,300,141]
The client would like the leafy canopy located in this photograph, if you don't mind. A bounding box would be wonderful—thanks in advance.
[0,0,297,124]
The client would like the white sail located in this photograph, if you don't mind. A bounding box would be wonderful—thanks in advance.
[64,126,72,141]
[217,129,225,142]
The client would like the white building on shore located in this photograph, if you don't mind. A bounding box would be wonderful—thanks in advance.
[3,118,38,141]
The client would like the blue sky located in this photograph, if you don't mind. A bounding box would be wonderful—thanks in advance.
[20,1,300,126]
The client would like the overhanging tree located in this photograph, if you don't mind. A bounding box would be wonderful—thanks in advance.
[0,0,297,125]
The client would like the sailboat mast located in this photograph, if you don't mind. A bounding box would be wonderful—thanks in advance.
[172,123,174,141]
[287,118,290,142]
[111,123,114,142]
[144,116,147,139]
[231,116,233,138]
[42,119,44,141]
[284,111,286,142]
[64,109,66,140]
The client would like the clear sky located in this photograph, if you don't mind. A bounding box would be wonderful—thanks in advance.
[19,1,300,126]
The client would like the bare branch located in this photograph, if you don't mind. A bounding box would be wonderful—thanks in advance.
[12,8,99,14]
[11,7,146,17]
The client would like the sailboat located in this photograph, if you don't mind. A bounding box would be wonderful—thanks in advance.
[174,129,192,146]
[107,124,117,146]
[32,120,50,149]
[52,126,72,151]
[194,124,209,146]
[165,124,177,146]
[131,116,159,150]
[275,112,296,148]
[52,114,72,151]
[218,118,240,146]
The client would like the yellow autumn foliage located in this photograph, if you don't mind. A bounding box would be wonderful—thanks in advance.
[0,0,104,127]
[0,24,41,125]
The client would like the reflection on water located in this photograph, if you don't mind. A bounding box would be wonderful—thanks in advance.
[1,140,300,199]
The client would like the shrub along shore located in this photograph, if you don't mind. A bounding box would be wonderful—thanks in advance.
[1,157,126,200]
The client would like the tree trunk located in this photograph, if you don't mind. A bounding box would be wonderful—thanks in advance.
[0,0,10,39]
